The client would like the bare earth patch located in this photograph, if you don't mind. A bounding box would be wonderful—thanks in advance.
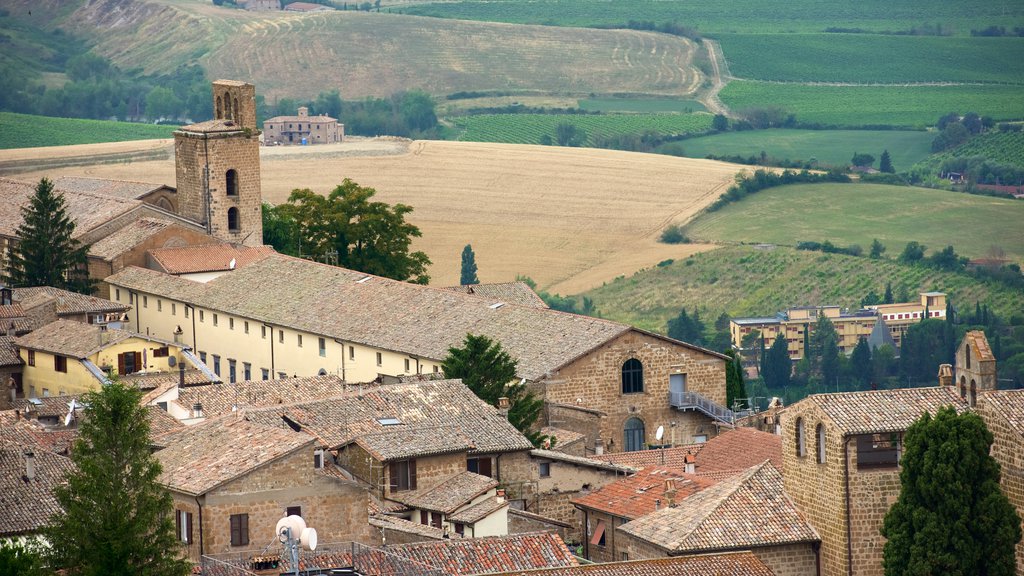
[4,139,741,293]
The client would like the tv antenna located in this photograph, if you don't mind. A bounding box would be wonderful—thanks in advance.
[275,514,317,576]
[655,426,665,464]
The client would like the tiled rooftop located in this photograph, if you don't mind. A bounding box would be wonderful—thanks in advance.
[572,467,713,519]
[794,386,969,435]
[385,532,578,575]
[51,176,167,200]
[155,416,314,496]
[146,406,184,438]
[983,390,1024,437]
[14,286,129,316]
[148,243,275,275]
[173,375,347,418]
[0,336,21,366]
[539,426,585,452]
[491,550,773,576]
[619,461,819,553]
[243,379,534,455]
[964,330,995,361]
[441,281,548,309]
[0,177,141,238]
[693,427,782,473]
[88,218,174,261]
[0,412,79,455]
[590,444,703,470]
[370,514,446,540]
[529,449,636,474]
[16,319,143,358]
[0,439,75,537]
[356,425,476,462]
[107,254,724,381]
[391,471,497,514]
[10,395,83,419]
[448,495,508,524]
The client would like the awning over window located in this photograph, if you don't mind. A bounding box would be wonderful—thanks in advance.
[589,520,606,545]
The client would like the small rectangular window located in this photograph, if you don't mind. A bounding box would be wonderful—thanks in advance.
[279,330,284,344]
[212,355,221,377]
[278,371,287,379]
[129,293,134,304]
[157,299,162,311]
[262,368,269,380]
[171,303,176,315]
[185,306,190,319]
[434,365,439,373]
[199,351,207,363]
[42,388,49,397]
[539,462,551,478]
[143,295,148,308]
[243,362,251,381]
[376,352,382,366]
[229,317,234,330]
[213,313,218,327]
[261,325,267,339]
[199,310,204,322]
[115,288,121,301]
[286,506,302,517]
[319,337,326,357]
[349,346,355,360]
[244,321,249,334]
[228,359,236,384]
[297,334,303,347]
[229,514,249,547]
[28,350,35,366]
[404,358,410,372]
[54,356,67,373]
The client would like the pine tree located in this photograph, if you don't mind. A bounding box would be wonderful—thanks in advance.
[879,149,894,173]
[667,307,705,346]
[44,381,190,576]
[884,282,894,304]
[459,244,479,285]
[5,178,95,294]
[850,337,873,386]
[882,407,1021,575]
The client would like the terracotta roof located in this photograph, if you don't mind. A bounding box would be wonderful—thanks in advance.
[148,243,275,275]
[146,406,184,438]
[441,282,548,309]
[530,449,636,474]
[155,416,314,496]
[492,550,773,576]
[448,495,508,524]
[130,369,218,398]
[0,336,22,367]
[963,330,995,362]
[390,471,497,514]
[51,176,167,200]
[619,461,819,553]
[540,426,585,452]
[572,467,714,520]
[356,425,476,462]
[173,375,347,418]
[693,427,782,473]
[385,532,578,575]
[176,120,247,134]
[10,395,84,419]
[369,514,446,540]
[0,177,141,238]
[106,255,726,381]
[983,390,1024,437]
[0,439,75,537]
[265,113,339,123]
[0,303,25,319]
[88,218,174,261]
[792,386,969,435]
[590,444,703,470]
[0,412,79,455]
[13,286,129,316]
[15,319,141,358]
[243,379,534,455]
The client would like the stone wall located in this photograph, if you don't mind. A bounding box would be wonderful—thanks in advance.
[579,509,630,563]
[979,395,1024,568]
[544,330,726,453]
[545,404,603,452]
[495,450,537,504]
[753,542,819,576]
[781,402,849,576]
[88,224,215,298]
[337,443,382,494]
[508,509,574,545]
[847,459,900,576]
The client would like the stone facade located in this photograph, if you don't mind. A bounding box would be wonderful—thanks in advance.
[169,447,373,562]
[619,534,818,576]
[978,394,1024,569]
[954,331,997,405]
[494,450,537,504]
[581,508,630,563]
[507,509,574,545]
[544,330,727,453]
[87,224,214,299]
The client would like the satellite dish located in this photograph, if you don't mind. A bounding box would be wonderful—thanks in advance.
[299,527,318,551]
[275,515,306,543]
[229,258,237,270]
[655,426,665,441]
[64,399,77,426]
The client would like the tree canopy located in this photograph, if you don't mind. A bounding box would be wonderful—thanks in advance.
[5,178,95,294]
[460,244,480,285]
[763,333,791,389]
[442,334,546,447]
[882,407,1020,575]
[266,179,432,284]
[667,306,705,346]
[45,381,190,576]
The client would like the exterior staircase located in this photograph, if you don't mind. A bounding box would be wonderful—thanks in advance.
[669,390,735,425]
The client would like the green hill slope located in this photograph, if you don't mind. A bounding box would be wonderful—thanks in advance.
[581,245,1024,333]
[0,112,178,149]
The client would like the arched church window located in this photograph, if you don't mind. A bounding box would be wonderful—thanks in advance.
[624,417,645,452]
[226,169,239,196]
[228,207,240,231]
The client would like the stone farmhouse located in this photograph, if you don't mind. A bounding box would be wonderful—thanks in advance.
[263,106,344,145]
[106,249,732,454]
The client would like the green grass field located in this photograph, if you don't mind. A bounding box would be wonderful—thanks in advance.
[719,81,1024,127]
[0,112,179,149]
[718,34,1024,84]
[451,113,713,145]
[673,129,935,169]
[580,245,1024,333]
[683,183,1024,262]
[578,98,707,113]
[403,0,1024,35]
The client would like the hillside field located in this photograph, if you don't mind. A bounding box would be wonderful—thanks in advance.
[2,139,746,293]
[683,183,1024,263]
[673,129,935,169]
[578,98,707,113]
[718,35,1024,84]
[581,245,1024,333]
[718,81,1024,127]
[452,113,713,145]
[0,113,179,149]
[932,129,1024,169]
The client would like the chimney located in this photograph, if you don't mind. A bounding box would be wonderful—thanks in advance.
[298,106,309,118]
[594,437,604,456]
[192,402,204,419]
[664,479,677,507]
[496,489,505,504]
[24,449,35,481]
[179,361,186,389]
[684,454,695,474]
[937,364,953,388]
[654,498,661,511]
[497,396,510,419]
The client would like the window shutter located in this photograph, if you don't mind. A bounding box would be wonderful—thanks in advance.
[118,352,126,375]
[409,459,417,490]
[420,510,428,525]
[241,514,249,546]
[134,351,142,371]
[186,512,193,544]
[389,462,399,492]
[230,515,239,546]
[175,510,181,541]
[478,457,492,478]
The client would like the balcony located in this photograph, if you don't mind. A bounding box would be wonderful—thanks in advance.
[669,390,735,425]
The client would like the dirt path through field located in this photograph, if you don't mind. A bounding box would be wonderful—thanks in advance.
[698,39,731,116]
[5,139,742,293]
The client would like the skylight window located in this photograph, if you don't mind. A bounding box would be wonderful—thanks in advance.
[357,276,372,284]
[377,417,402,426]
[489,302,505,309]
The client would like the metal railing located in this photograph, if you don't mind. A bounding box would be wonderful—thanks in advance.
[201,541,446,576]
[668,390,735,424]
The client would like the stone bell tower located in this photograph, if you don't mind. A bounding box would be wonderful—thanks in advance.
[173,80,263,246]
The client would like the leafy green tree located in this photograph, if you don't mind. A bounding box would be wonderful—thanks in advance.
[555,122,586,147]
[460,244,480,285]
[740,329,762,371]
[763,333,791,389]
[261,202,299,256]
[820,333,840,390]
[712,114,729,131]
[928,245,965,272]
[44,381,190,576]
[882,407,1021,575]
[872,343,897,383]
[442,334,545,446]
[898,241,926,264]
[279,179,431,284]
[710,312,733,352]
[144,86,183,121]
[313,89,343,119]
[399,90,437,133]
[879,149,894,173]
[870,238,886,259]
[5,178,95,294]
[900,318,955,383]
[862,291,881,306]
[0,540,47,576]
[851,152,875,167]
[667,307,705,346]
[849,337,872,386]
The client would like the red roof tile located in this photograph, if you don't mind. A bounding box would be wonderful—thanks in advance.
[589,445,702,469]
[693,427,782,473]
[494,550,774,576]
[385,532,578,575]
[572,467,714,519]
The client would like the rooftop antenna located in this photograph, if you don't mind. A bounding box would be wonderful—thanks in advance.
[276,515,317,576]
[655,426,665,464]
[63,398,78,427]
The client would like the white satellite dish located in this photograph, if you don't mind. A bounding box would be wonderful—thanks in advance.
[228,258,237,270]
[299,527,318,551]
[655,425,665,442]
[275,515,306,543]
[64,399,78,427]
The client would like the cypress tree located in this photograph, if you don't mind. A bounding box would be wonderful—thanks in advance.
[44,381,190,576]
[763,333,791,389]
[850,337,873,386]
[884,282,894,304]
[460,244,479,285]
[879,149,894,173]
[5,178,95,294]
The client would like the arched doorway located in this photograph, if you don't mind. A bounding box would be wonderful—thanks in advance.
[624,417,645,452]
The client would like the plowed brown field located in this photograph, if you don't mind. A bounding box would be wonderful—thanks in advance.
[3,139,744,293]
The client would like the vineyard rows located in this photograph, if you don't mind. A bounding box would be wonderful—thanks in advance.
[719,81,1024,127]
[452,113,713,145]
[718,34,1024,85]
[939,130,1024,169]
[0,113,178,149]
